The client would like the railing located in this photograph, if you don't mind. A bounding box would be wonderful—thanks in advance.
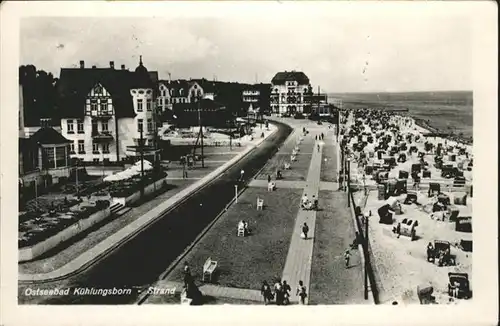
[345,144,380,304]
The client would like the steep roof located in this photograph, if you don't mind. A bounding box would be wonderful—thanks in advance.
[158,79,190,97]
[30,127,70,145]
[57,68,138,119]
[271,71,310,85]
[191,79,217,94]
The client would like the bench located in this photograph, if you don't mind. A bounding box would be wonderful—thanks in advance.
[257,198,264,210]
[202,257,218,282]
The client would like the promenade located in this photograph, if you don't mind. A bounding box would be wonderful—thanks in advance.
[19,125,278,283]
[142,119,367,305]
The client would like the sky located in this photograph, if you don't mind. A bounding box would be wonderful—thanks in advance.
[20,5,473,93]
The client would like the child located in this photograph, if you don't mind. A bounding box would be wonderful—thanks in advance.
[296,280,307,305]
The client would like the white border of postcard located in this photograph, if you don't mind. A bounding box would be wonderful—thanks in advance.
[1,1,497,326]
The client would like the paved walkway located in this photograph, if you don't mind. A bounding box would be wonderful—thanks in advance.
[248,179,338,192]
[281,136,324,304]
[19,125,278,283]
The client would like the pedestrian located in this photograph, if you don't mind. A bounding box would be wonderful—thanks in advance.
[282,280,291,305]
[317,144,320,152]
[302,222,309,240]
[296,280,307,305]
[274,280,283,305]
[261,281,273,305]
[315,135,318,141]
[268,174,272,183]
[240,169,245,181]
[183,262,192,288]
[344,249,351,268]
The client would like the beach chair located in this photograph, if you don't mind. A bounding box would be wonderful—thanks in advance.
[291,155,296,162]
[237,226,245,237]
[257,198,264,210]
[202,257,218,282]
[284,162,291,170]
[267,182,276,192]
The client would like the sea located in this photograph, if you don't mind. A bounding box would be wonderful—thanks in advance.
[328,91,473,142]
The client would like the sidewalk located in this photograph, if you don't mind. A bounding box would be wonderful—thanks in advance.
[281,135,323,304]
[19,125,278,283]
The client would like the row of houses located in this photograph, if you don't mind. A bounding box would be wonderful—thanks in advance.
[18,59,332,192]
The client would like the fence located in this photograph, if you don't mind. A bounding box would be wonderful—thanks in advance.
[344,143,380,304]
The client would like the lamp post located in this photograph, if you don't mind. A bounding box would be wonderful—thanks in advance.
[197,95,205,168]
[139,127,145,198]
[234,184,238,203]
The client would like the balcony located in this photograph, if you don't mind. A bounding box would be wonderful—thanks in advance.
[87,110,113,120]
[92,130,114,142]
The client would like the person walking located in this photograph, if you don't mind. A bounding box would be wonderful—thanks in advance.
[344,249,351,268]
[274,280,283,305]
[282,280,291,305]
[296,280,307,305]
[317,143,320,152]
[302,222,309,240]
[267,174,272,183]
[261,281,273,305]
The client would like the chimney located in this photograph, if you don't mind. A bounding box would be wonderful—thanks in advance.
[110,61,115,69]
[121,64,126,70]
[80,60,85,69]
[92,65,97,69]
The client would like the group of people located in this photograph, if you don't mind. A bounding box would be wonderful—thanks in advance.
[315,133,325,141]
[261,279,308,305]
[300,193,318,211]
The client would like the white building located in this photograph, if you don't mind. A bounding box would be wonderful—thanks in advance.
[270,71,311,114]
[57,57,159,164]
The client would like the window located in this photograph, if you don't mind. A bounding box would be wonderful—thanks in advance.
[107,99,113,112]
[93,158,100,163]
[137,99,143,112]
[42,147,55,169]
[101,121,108,132]
[147,119,153,133]
[166,98,170,104]
[102,143,110,154]
[78,140,85,153]
[55,146,66,168]
[70,142,75,153]
[103,158,110,164]
[77,120,84,133]
[92,141,99,154]
[67,119,74,133]
[90,99,98,111]
[137,119,143,133]
[146,99,152,111]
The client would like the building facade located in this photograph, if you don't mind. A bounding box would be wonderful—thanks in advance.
[270,71,311,114]
[57,57,159,164]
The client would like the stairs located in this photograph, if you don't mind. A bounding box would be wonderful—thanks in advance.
[110,202,131,217]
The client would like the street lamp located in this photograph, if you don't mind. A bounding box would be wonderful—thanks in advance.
[197,95,205,168]
[234,184,238,203]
